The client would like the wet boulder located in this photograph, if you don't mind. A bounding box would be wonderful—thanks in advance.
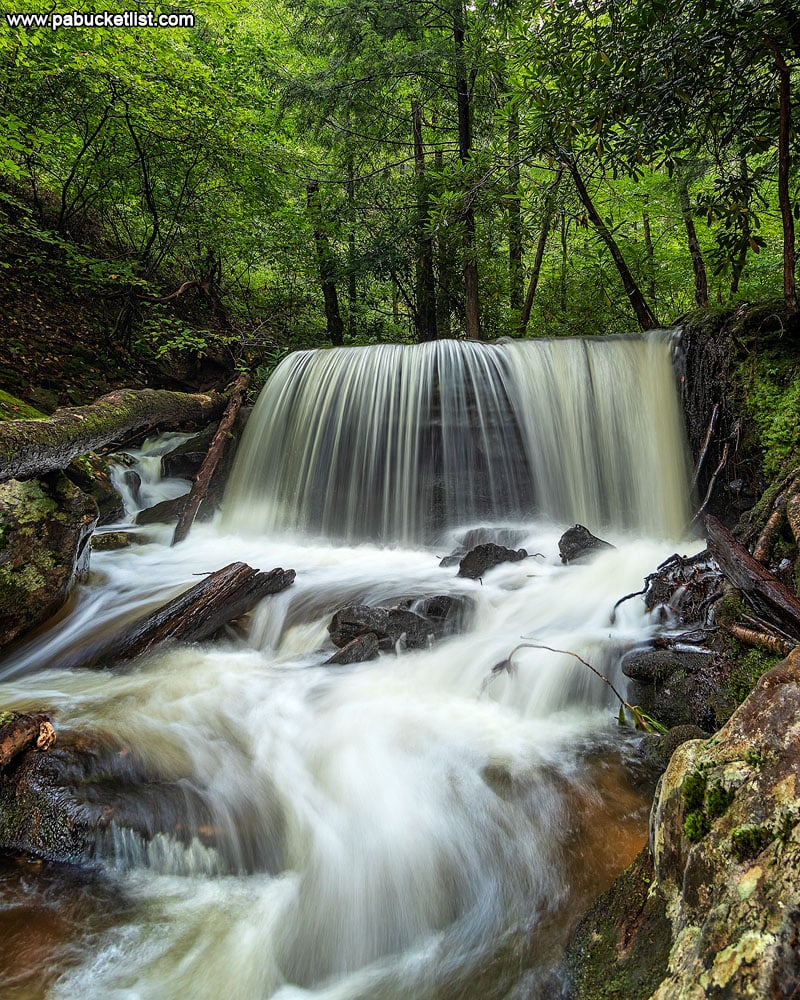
[65,451,125,525]
[622,647,723,732]
[325,632,380,665]
[558,524,614,564]
[0,473,98,650]
[457,543,528,579]
[136,494,186,525]
[329,605,434,650]
[90,531,141,551]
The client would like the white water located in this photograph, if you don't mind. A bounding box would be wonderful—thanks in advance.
[0,337,694,998]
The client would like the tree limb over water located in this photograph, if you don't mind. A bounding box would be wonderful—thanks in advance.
[0,387,234,483]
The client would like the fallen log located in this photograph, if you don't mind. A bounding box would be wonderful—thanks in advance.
[60,562,295,670]
[0,387,233,483]
[172,373,249,545]
[0,713,56,772]
[705,515,800,642]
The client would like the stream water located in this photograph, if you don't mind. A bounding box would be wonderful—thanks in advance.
[0,335,692,998]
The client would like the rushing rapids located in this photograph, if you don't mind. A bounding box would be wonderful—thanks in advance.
[0,335,694,998]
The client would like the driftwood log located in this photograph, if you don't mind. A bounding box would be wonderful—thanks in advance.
[0,713,56,771]
[60,562,295,670]
[0,387,233,483]
[172,373,249,545]
[706,515,800,642]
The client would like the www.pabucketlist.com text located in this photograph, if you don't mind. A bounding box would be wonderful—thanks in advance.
[5,10,195,29]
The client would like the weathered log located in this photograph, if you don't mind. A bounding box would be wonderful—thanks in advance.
[705,514,800,641]
[172,373,249,545]
[721,622,794,657]
[0,387,233,483]
[753,503,785,563]
[60,562,295,670]
[0,713,56,771]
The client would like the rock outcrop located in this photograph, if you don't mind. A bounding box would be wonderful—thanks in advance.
[0,473,98,649]
[564,647,800,998]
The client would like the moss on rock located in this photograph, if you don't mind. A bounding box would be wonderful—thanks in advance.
[0,473,98,649]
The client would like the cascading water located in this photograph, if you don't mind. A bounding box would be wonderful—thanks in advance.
[0,335,694,999]
[224,334,691,542]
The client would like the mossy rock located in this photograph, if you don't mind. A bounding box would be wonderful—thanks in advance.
[562,846,671,1000]
[0,473,98,649]
[65,451,125,525]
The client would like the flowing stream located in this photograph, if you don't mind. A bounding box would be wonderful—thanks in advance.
[0,335,692,998]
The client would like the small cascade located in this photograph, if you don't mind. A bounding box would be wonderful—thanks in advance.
[223,334,691,542]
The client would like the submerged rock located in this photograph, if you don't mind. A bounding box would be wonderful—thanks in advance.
[0,473,98,650]
[457,542,528,579]
[558,524,614,564]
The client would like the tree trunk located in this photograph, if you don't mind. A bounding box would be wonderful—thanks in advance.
[172,373,249,546]
[764,38,797,313]
[306,180,345,346]
[519,165,564,335]
[58,563,296,671]
[412,99,438,342]
[508,104,523,314]
[676,172,708,307]
[642,194,656,301]
[730,155,750,298]
[453,1,480,340]
[346,158,357,335]
[568,160,659,330]
[0,388,233,484]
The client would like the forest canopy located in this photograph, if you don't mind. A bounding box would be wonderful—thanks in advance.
[0,0,797,366]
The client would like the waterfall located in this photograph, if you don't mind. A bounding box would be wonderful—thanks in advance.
[0,334,695,999]
[223,335,691,542]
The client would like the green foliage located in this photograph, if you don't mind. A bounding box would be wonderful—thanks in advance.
[682,770,708,812]
[684,811,711,842]
[706,784,735,819]
[728,649,782,705]
[730,824,772,862]
[742,353,800,477]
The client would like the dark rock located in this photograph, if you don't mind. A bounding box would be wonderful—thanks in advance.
[161,425,217,480]
[0,473,98,650]
[558,524,614,564]
[120,468,142,507]
[65,451,125,525]
[623,647,724,731]
[562,846,671,1000]
[329,605,434,650]
[637,724,711,776]
[135,495,186,525]
[325,632,380,665]
[0,729,220,865]
[622,648,716,684]
[457,543,528,579]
